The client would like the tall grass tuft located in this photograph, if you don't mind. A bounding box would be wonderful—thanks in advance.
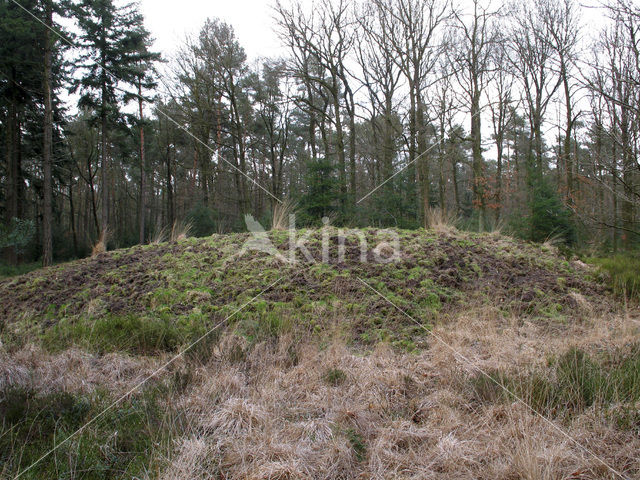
[425,207,458,233]
[271,199,297,231]
[171,220,193,242]
[151,225,169,244]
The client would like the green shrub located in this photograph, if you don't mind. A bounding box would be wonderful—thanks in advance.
[186,204,218,237]
[297,157,339,225]
[507,179,575,245]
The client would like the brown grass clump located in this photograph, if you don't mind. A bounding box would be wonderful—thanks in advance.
[91,228,107,257]
[425,207,458,233]
[171,220,192,242]
[151,225,168,244]
[272,199,297,231]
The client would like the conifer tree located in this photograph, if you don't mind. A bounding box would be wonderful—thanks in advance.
[73,0,157,237]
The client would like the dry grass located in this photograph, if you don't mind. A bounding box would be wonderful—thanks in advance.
[425,207,458,233]
[91,228,108,257]
[2,306,638,478]
[541,233,566,254]
[171,220,193,242]
[151,225,169,244]
[156,308,640,479]
[2,294,638,478]
[0,344,166,396]
[272,199,297,231]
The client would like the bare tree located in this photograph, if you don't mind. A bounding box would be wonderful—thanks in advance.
[373,0,450,226]
[509,0,563,180]
[586,4,640,247]
[544,0,580,206]
[488,30,515,221]
[452,0,497,229]
[275,0,356,211]
[355,0,403,198]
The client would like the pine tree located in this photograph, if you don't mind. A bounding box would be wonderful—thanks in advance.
[121,18,160,244]
[73,0,156,238]
[42,0,54,266]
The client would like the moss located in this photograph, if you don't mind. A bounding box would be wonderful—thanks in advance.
[0,228,608,356]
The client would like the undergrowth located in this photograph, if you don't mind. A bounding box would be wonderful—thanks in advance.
[589,255,640,301]
[0,261,42,279]
[0,384,176,479]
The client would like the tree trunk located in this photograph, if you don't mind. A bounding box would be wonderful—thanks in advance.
[42,0,54,266]
[332,79,347,212]
[5,84,22,265]
[4,81,18,265]
[166,144,174,228]
[138,80,146,244]
[416,95,429,227]
[69,169,78,257]
[562,67,573,207]
[100,17,109,238]
[471,89,484,230]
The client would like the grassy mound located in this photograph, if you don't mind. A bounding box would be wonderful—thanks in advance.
[0,228,607,354]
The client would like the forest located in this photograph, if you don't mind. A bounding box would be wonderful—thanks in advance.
[1,0,640,266]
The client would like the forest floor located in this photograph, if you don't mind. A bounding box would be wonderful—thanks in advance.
[0,228,639,479]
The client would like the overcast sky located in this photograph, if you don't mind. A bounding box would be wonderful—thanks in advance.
[138,0,609,66]
[138,0,293,63]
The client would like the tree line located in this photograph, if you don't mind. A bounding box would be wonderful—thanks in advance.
[1,0,640,265]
